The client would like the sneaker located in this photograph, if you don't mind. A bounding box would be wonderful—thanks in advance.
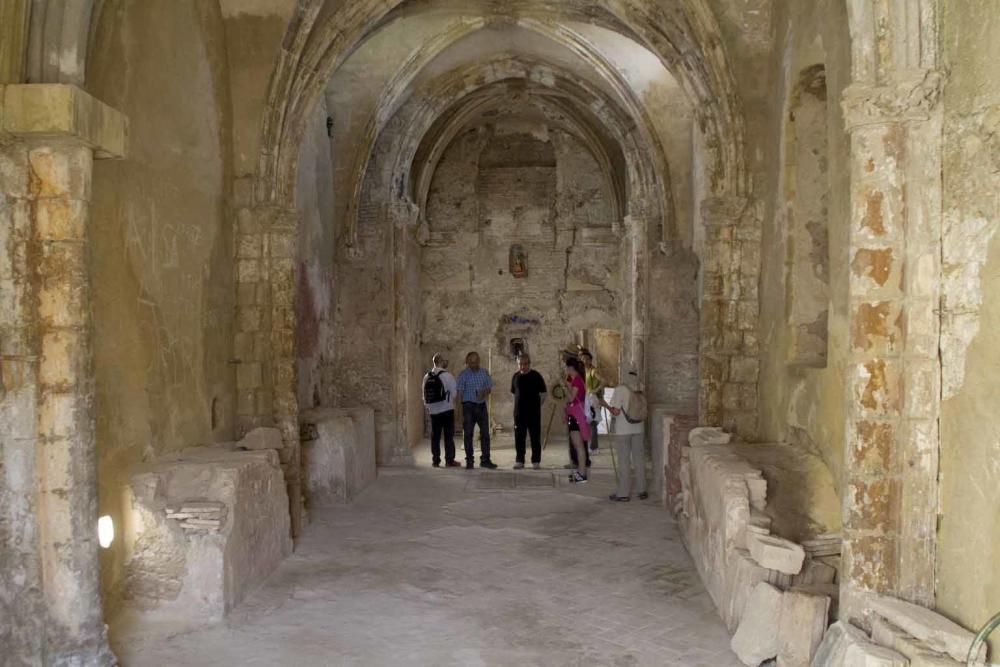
[466,461,474,470]
[569,471,587,484]
[432,462,441,468]
[513,462,525,470]
[445,461,462,468]
[609,494,630,502]
[480,460,498,470]
[532,463,541,470]
[637,492,649,500]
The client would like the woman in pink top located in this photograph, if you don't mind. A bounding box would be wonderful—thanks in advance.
[564,357,591,483]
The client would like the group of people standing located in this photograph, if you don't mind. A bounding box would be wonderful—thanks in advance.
[422,348,648,502]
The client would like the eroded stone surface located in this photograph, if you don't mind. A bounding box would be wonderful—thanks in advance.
[812,622,908,667]
[300,407,377,505]
[748,532,806,575]
[871,616,965,667]
[869,596,985,663]
[777,590,830,667]
[731,582,783,665]
[118,446,292,628]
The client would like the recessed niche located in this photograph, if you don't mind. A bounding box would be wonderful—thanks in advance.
[509,244,528,278]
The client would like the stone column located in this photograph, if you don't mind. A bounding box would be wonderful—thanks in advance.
[840,70,944,622]
[698,195,760,439]
[1,83,126,665]
[234,203,302,535]
[385,199,418,466]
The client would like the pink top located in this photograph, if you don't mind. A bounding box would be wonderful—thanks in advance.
[564,374,592,441]
[567,375,586,406]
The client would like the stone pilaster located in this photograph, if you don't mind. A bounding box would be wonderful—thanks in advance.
[622,214,649,379]
[385,199,418,466]
[0,83,126,665]
[234,204,303,535]
[839,69,944,623]
[699,195,760,440]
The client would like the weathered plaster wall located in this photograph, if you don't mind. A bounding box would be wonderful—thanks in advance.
[756,0,852,493]
[937,0,1000,648]
[421,122,622,428]
[295,99,336,411]
[220,0,296,181]
[85,0,234,617]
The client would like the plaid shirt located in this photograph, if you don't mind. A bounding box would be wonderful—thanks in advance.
[456,368,493,404]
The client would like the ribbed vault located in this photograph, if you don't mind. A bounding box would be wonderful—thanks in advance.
[256,0,748,206]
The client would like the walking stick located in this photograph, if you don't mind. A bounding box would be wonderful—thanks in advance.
[542,402,557,451]
[542,383,567,451]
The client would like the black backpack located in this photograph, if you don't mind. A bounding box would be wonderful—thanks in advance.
[423,370,447,404]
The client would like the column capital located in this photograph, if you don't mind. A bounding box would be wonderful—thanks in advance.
[0,84,128,159]
[842,69,945,131]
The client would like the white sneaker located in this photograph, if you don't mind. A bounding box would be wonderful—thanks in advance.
[532,463,541,470]
[513,462,525,470]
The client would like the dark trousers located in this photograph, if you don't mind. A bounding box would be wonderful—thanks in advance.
[430,410,456,464]
[514,413,542,464]
[462,402,491,463]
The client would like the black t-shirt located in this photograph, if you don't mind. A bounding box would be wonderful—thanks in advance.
[510,369,547,418]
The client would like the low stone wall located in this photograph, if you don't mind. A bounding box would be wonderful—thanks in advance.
[119,447,292,627]
[678,437,792,631]
[300,407,377,506]
[649,408,697,511]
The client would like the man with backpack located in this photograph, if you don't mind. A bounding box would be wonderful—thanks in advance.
[423,354,460,468]
[604,366,648,501]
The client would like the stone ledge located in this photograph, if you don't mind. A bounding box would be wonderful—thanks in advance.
[0,84,128,159]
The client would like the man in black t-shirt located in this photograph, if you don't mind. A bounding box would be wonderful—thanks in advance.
[510,354,547,469]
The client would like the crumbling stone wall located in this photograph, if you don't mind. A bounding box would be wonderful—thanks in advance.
[755,0,853,494]
[420,122,622,428]
[936,0,1000,652]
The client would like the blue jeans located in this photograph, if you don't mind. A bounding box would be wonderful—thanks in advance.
[462,402,491,463]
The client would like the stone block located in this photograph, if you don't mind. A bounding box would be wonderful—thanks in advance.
[732,583,783,665]
[237,427,283,451]
[871,616,964,667]
[689,426,732,447]
[749,532,806,575]
[300,407,377,505]
[120,447,292,628]
[869,595,985,663]
[778,590,830,667]
[792,559,837,586]
[649,408,671,505]
[812,622,907,667]
[730,356,760,383]
[1,84,128,158]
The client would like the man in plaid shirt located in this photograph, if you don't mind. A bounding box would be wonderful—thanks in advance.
[456,351,497,469]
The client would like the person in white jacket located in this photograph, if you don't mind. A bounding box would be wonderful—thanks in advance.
[604,368,647,501]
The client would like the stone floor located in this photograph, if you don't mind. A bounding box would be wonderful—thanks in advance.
[114,435,741,666]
